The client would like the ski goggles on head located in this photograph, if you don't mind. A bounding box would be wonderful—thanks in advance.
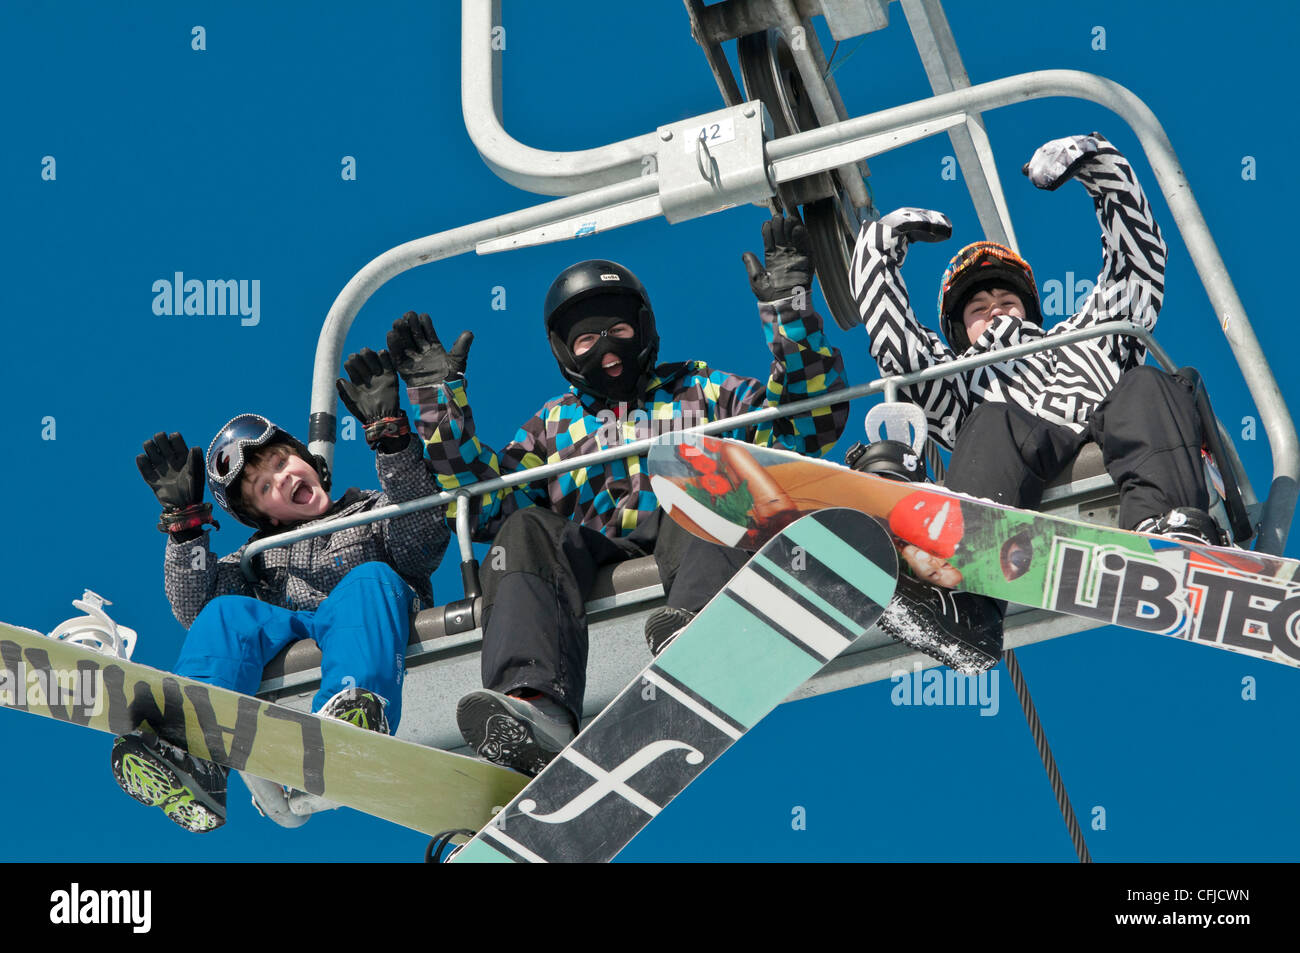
[205,413,280,511]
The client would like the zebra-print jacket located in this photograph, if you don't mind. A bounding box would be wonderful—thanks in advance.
[848,140,1167,451]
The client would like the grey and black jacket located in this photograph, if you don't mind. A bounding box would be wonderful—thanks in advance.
[163,437,448,628]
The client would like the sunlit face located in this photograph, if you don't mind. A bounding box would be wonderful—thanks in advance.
[241,446,330,526]
[961,287,1025,343]
[572,321,636,378]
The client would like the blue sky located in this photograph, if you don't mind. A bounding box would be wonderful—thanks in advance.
[1,0,1297,862]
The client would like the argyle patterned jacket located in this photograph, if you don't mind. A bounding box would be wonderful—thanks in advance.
[848,138,1167,451]
[410,297,848,541]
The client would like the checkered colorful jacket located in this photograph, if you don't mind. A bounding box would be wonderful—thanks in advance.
[410,297,848,540]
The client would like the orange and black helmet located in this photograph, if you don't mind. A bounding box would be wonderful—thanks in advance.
[937,241,1041,351]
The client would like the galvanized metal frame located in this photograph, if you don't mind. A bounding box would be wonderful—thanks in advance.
[766,0,875,212]
[459,0,661,195]
[466,1,1003,236]
[259,3,1293,845]
[302,66,1296,568]
[897,0,1017,248]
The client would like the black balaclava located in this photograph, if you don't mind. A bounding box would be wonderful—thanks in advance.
[553,293,645,404]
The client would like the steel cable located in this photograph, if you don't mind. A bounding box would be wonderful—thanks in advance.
[1002,648,1092,863]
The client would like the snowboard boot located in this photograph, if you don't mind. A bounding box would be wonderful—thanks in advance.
[456,689,576,777]
[644,606,695,656]
[317,687,391,735]
[1134,507,1229,547]
[877,573,1005,675]
[111,730,228,833]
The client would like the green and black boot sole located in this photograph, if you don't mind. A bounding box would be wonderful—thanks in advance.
[110,730,228,833]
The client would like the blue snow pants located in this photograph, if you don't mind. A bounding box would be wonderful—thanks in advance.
[174,562,413,730]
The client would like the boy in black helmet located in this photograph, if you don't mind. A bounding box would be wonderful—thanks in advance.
[111,349,448,832]
[848,132,1218,673]
[395,214,849,775]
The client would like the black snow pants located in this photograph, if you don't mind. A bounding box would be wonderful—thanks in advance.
[477,506,750,724]
[944,365,1209,530]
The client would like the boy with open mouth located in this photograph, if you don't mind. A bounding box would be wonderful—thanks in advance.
[111,349,449,832]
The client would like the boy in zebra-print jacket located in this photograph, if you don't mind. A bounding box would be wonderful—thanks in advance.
[848,132,1217,673]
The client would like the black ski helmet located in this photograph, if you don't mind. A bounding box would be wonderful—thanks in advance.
[543,260,659,399]
[937,241,1041,352]
[206,413,331,529]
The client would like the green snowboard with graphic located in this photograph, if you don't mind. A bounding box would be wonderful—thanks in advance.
[649,433,1300,670]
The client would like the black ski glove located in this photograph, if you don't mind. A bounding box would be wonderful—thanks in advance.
[742,213,813,303]
[386,311,474,388]
[336,347,411,453]
[137,432,217,538]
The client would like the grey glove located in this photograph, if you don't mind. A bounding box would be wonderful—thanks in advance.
[742,213,813,302]
[880,207,953,244]
[1022,133,1112,191]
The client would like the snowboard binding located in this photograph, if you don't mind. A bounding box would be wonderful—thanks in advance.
[47,590,138,660]
[845,402,930,483]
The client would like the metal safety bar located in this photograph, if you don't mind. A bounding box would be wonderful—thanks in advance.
[258,319,1212,579]
[306,67,1297,556]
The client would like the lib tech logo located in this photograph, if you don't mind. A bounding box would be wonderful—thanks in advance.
[1049,541,1300,661]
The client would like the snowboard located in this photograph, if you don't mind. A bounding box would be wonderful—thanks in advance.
[647,433,1300,671]
[450,508,899,863]
[0,621,526,834]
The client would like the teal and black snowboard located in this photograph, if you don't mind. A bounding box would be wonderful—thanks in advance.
[648,433,1300,670]
[451,508,899,863]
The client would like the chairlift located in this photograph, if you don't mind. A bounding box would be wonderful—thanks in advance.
[250,1,1297,859]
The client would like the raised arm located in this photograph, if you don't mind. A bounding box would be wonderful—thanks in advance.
[335,346,450,583]
[1023,132,1167,335]
[721,213,849,456]
[849,207,973,447]
[388,311,547,539]
[136,431,251,628]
